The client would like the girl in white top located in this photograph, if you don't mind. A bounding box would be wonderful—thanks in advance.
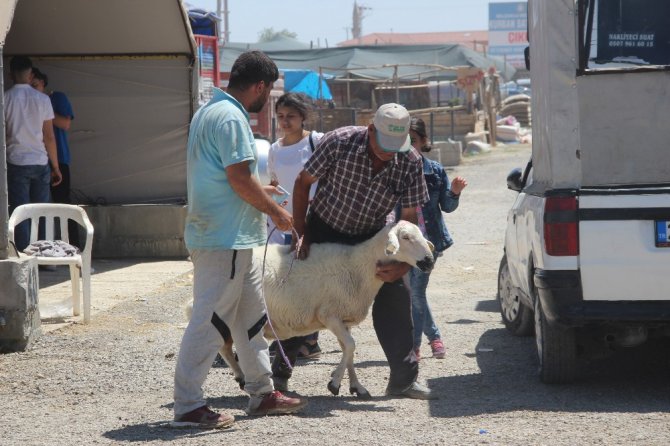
[267,93,323,245]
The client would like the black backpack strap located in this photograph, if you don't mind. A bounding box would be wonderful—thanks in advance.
[308,131,315,152]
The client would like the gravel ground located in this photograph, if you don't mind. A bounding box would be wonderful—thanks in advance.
[2,144,670,445]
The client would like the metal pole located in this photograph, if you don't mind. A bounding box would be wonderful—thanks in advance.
[450,108,455,140]
[393,65,399,103]
[0,54,8,259]
[429,112,434,146]
[223,0,230,43]
[217,0,229,44]
[503,54,507,80]
[216,0,222,43]
[318,67,323,102]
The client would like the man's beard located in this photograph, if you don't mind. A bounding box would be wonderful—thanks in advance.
[248,96,267,113]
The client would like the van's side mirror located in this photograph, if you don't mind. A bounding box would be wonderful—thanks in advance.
[507,167,524,192]
[524,46,530,71]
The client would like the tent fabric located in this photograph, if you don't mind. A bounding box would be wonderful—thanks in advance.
[4,0,193,56]
[28,57,193,205]
[2,0,196,205]
[188,8,219,37]
[529,0,670,189]
[0,0,16,45]
[283,69,333,100]
[0,1,17,257]
[220,44,516,81]
[578,71,670,186]
[529,0,582,189]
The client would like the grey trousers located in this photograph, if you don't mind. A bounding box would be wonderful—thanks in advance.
[173,249,273,416]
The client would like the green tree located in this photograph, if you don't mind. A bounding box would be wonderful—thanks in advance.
[258,27,297,42]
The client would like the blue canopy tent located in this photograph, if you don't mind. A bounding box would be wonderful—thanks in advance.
[187,8,219,36]
[282,69,333,100]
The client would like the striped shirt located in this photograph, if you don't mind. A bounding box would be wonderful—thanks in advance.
[305,126,427,235]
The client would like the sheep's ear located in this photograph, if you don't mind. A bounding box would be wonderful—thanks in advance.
[427,240,435,251]
[385,226,400,256]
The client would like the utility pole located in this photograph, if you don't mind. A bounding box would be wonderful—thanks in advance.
[216,0,229,44]
[352,1,371,43]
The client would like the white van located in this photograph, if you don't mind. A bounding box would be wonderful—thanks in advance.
[498,0,670,383]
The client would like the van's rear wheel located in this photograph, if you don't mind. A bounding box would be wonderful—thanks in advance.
[534,291,577,383]
[497,255,534,336]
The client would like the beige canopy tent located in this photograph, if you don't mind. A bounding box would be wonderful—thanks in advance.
[1,0,198,259]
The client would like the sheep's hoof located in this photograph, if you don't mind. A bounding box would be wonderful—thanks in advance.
[350,387,372,400]
[235,377,245,390]
[327,380,340,396]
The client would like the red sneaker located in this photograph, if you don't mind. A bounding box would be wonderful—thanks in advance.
[246,390,307,416]
[430,339,446,359]
[170,405,234,429]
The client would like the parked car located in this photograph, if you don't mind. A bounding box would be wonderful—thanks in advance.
[499,157,670,384]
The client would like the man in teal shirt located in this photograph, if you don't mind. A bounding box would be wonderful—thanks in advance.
[172,51,307,429]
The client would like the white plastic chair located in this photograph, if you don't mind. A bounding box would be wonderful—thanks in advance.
[8,203,94,323]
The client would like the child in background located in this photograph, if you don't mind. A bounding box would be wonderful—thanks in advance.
[409,117,467,359]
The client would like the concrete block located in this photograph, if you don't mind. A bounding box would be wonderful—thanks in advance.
[434,140,463,166]
[84,204,188,258]
[0,257,41,352]
[423,147,441,164]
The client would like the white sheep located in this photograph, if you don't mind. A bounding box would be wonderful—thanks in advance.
[186,220,434,399]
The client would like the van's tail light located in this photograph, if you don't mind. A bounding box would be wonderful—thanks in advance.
[544,196,579,256]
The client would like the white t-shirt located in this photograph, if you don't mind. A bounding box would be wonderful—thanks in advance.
[4,84,55,166]
[267,131,323,244]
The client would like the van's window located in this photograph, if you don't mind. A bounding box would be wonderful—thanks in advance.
[579,0,670,71]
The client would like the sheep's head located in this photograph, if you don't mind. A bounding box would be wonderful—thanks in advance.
[385,221,435,272]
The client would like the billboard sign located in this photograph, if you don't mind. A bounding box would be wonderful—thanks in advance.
[195,35,219,106]
[488,2,528,69]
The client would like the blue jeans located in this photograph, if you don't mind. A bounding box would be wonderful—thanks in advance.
[409,258,442,348]
[7,163,52,251]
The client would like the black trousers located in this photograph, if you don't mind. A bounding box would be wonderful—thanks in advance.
[271,212,418,390]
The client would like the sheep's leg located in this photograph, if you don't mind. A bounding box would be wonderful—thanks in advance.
[323,319,349,396]
[323,318,371,400]
[219,337,245,390]
[332,326,369,399]
[343,327,371,400]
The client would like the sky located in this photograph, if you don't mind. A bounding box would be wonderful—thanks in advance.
[184,0,495,47]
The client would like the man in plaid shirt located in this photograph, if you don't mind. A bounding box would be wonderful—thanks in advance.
[272,103,436,400]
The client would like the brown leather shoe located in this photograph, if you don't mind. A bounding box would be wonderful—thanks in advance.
[246,390,308,416]
[171,405,234,429]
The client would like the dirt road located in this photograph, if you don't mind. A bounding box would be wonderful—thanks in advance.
[2,145,670,445]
